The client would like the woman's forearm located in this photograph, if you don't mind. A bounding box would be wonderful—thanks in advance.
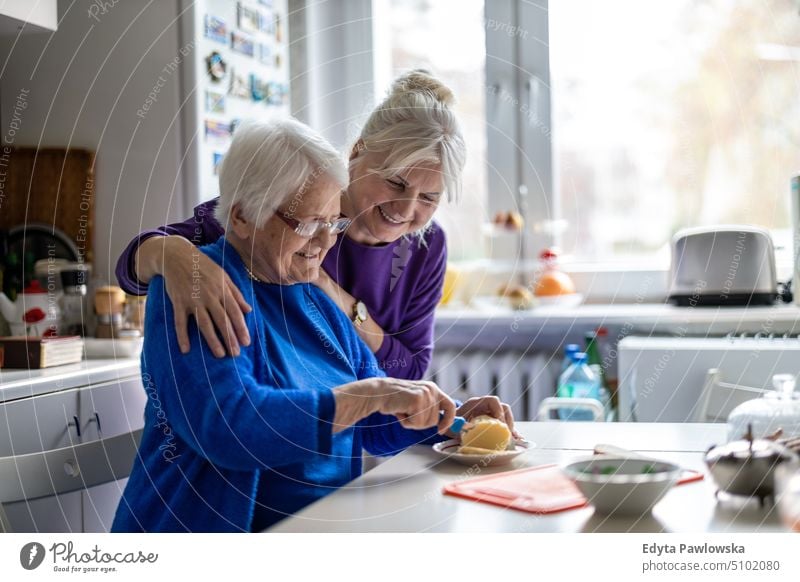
[316,272,385,352]
[135,235,193,285]
[332,380,379,432]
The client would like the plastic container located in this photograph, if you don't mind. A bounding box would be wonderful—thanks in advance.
[560,343,581,375]
[557,352,602,421]
[727,374,800,441]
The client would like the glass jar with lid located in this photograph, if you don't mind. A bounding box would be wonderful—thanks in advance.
[727,374,800,441]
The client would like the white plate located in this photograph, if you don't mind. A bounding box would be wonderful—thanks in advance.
[533,293,584,308]
[432,438,534,467]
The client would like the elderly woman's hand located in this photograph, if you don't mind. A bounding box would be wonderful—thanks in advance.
[454,396,518,439]
[141,236,252,357]
[332,378,456,435]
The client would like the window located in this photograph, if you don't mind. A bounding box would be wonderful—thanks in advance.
[376,0,798,273]
[380,0,488,260]
[548,0,799,266]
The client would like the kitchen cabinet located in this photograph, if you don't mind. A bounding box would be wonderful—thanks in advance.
[0,387,83,532]
[0,359,144,532]
[78,376,147,532]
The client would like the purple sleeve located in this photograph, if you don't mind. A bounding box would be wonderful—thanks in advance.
[374,230,447,380]
[114,199,224,295]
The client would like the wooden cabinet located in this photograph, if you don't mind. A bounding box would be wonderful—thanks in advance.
[0,363,146,532]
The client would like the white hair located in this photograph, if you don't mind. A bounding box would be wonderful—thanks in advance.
[216,118,348,228]
[353,69,467,203]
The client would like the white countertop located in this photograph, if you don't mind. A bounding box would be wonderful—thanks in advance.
[269,422,787,533]
[0,358,141,403]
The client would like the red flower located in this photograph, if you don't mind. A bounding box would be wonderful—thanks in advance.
[23,308,46,324]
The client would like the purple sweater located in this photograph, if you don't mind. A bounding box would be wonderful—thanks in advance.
[115,199,446,380]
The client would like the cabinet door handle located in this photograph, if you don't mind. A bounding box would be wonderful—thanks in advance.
[87,412,102,434]
[68,415,81,438]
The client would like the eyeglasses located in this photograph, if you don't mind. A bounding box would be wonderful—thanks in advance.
[275,213,351,238]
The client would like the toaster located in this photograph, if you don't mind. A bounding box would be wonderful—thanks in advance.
[668,226,777,306]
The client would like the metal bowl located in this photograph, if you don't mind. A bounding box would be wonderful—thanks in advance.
[705,438,798,504]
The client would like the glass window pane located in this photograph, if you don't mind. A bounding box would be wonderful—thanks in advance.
[387,0,487,260]
[550,0,800,265]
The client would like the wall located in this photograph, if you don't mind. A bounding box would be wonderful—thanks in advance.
[0,0,187,284]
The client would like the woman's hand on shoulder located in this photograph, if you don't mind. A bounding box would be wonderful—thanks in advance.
[160,236,252,357]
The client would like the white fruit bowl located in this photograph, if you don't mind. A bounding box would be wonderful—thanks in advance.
[562,456,681,516]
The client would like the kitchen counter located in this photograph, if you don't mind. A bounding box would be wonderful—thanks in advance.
[268,422,786,533]
[0,358,140,403]
[434,302,800,350]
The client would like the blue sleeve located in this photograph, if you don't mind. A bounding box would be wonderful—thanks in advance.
[142,277,334,471]
[346,318,451,456]
[357,412,448,457]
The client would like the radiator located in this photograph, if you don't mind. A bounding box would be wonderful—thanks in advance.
[425,350,558,421]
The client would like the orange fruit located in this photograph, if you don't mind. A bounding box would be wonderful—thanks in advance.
[534,270,575,296]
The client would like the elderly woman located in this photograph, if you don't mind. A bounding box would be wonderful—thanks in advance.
[114,72,509,423]
[112,119,508,533]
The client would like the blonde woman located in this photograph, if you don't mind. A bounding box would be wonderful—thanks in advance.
[116,70,513,426]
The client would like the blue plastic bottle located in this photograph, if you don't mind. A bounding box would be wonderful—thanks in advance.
[560,343,581,375]
[556,352,601,421]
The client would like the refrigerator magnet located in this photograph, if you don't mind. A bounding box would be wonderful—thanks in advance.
[204,14,227,44]
[231,31,255,57]
[257,43,272,66]
[237,3,260,34]
[229,69,250,99]
[258,10,275,35]
[205,51,227,82]
[205,91,225,114]
[250,74,267,102]
[205,120,232,139]
[212,152,224,175]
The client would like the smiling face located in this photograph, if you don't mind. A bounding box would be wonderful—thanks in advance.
[343,149,444,245]
[229,173,342,284]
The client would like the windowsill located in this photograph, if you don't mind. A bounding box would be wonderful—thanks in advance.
[434,300,800,350]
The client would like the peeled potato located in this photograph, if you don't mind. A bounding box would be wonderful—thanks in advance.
[459,415,511,452]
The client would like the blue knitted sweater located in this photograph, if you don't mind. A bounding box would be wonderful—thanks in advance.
[112,237,445,532]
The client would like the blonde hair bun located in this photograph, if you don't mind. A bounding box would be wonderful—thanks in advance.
[356,70,466,204]
[388,69,455,107]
